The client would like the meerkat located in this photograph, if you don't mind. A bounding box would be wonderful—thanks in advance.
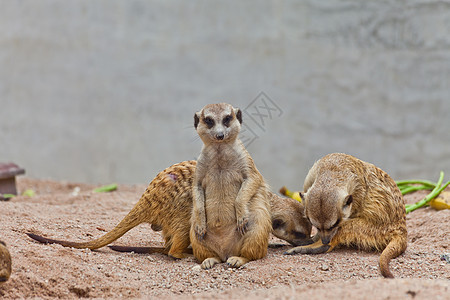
[111,192,312,254]
[28,161,196,259]
[0,240,11,283]
[284,153,407,278]
[190,103,273,270]
[28,161,313,258]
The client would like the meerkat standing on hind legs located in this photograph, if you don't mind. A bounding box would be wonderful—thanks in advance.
[190,103,273,270]
[285,153,407,278]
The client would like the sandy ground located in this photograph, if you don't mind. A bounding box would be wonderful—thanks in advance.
[0,177,449,299]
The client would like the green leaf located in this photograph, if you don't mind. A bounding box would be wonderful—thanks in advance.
[94,183,118,193]
[22,189,35,197]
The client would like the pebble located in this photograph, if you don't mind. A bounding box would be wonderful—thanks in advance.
[440,253,450,263]
[320,264,329,271]
[192,265,202,272]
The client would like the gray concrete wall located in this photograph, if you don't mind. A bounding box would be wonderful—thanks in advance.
[1,0,449,191]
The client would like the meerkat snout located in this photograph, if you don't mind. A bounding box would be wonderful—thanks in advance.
[304,190,353,245]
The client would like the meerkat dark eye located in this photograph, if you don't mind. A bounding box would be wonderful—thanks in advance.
[272,219,285,229]
[293,231,307,240]
[223,115,233,127]
[203,117,215,128]
[329,219,341,230]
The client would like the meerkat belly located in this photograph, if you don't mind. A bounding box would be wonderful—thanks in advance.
[203,171,244,260]
[205,223,243,261]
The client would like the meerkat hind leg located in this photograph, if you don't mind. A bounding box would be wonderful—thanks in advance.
[238,203,271,264]
[167,233,191,259]
[226,256,249,268]
[201,257,221,269]
[191,230,223,269]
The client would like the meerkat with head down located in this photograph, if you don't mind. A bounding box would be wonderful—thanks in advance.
[0,240,11,283]
[191,103,273,269]
[285,153,407,278]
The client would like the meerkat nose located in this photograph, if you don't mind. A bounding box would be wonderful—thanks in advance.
[216,133,224,140]
[321,235,331,245]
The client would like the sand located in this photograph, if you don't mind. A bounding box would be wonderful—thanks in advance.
[0,177,449,299]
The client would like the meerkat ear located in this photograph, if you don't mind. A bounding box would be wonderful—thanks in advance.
[233,108,242,124]
[194,112,200,129]
[344,195,353,206]
[342,195,353,218]
[299,192,305,202]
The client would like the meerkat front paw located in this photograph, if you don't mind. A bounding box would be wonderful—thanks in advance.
[284,244,330,255]
[194,224,207,241]
[236,216,249,235]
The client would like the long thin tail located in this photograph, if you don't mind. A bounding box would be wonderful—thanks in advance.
[108,246,168,254]
[27,202,146,250]
[379,234,407,278]
[108,246,194,255]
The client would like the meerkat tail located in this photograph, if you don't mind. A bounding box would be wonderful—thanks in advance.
[27,203,146,250]
[379,235,407,278]
[108,246,167,254]
[108,245,194,255]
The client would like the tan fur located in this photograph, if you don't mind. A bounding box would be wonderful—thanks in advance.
[270,193,312,246]
[190,103,273,269]
[28,161,196,259]
[0,241,11,283]
[285,153,407,278]
[28,161,312,259]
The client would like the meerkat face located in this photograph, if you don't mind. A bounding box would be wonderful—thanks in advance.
[303,189,353,245]
[271,199,314,246]
[194,103,242,144]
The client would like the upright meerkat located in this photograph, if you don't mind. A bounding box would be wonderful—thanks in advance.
[285,153,407,278]
[190,103,272,269]
[28,161,312,258]
[0,240,11,283]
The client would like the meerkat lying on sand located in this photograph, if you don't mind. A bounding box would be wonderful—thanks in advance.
[0,240,11,283]
[285,153,407,278]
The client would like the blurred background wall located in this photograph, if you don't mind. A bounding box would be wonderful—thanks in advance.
[1,0,449,190]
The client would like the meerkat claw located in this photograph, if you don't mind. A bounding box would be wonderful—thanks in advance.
[237,217,249,235]
[226,256,247,268]
[195,225,207,241]
[201,257,220,270]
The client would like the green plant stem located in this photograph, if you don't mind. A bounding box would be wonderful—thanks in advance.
[94,183,118,193]
[405,171,448,214]
[396,180,436,189]
[399,184,433,195]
